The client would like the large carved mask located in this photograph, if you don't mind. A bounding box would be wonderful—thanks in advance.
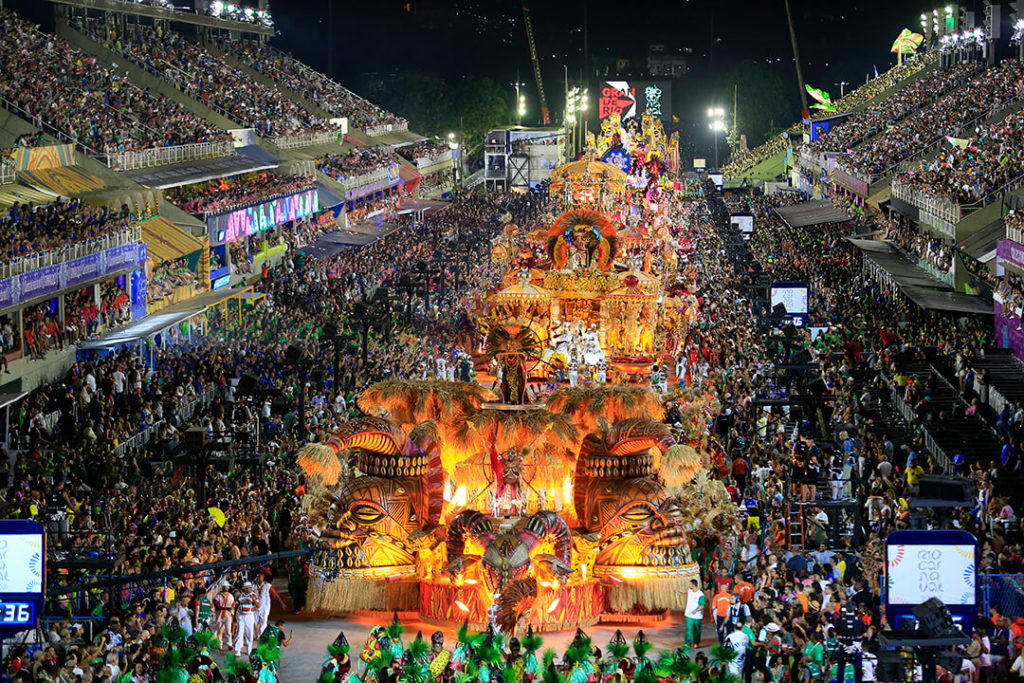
[321,476,425,573]
[583,477,688,569]
[575,419,690,571]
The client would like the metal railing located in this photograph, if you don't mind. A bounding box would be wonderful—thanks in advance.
[339,163,399,190]
[273,130,340,149]
[882,372,953,472]
[364,122,409,137]
[0,158,14,185]
[0,226,143,279]
[1008,223,1024,245]
[110,387,216,458]
[105,140,234,170]
[414,150,453,169]
[891,180,961,234]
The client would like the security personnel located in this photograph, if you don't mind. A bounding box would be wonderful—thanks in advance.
[834,603,866,683]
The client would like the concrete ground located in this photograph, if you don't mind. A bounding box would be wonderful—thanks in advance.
[236,606,719,682]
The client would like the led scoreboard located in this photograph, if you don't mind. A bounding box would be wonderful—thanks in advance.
[0,520,45,636]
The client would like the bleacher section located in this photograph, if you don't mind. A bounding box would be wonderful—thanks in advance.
[72,18,339,147]
[722,53,939,181]
[218,40,409,138]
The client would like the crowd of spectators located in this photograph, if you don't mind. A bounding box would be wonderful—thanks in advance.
[807,63,977,155]
[895,106,1024,209]
[722,56,936,179]
[884,212,954,273]
[0,199,143,266]
[397,140,451,163]
[217,40,406,132]
[0,11,230,154]
[317,146,397,183]
[75,19,337,139]
[166,172,315,217]
[839,59,1024,179]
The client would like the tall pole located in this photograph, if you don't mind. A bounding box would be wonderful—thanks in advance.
[784,0,809,113]
[714,132,719,169]
[327,0,334,78]
[733,84,738,156]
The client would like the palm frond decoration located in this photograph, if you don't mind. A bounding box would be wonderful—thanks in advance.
[891,28,924,65]
[357,380,496,429]
[547,386,665,436]
[296,443,342,485]
[709,644,738,665]
[660,444,705,491]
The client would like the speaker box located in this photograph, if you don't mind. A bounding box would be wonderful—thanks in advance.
[917,475,978,503]
[184,427,208,450]
[912,597,956,637]
[236,372,259,395]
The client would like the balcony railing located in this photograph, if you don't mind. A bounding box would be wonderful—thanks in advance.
[273,130,340,149]
[364,122,409,137]
[0,226,142,279]
[414,150,453,169]
[894,169,1024,235]
[0,158,13,185]
[339,163,399,190]
[104,140,234,170]
[1008,224,1024,245]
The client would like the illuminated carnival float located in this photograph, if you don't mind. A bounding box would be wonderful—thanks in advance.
[294,381,739,634]
[290,113,736,635]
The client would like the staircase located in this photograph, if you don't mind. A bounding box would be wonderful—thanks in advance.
[900,362,1004,470]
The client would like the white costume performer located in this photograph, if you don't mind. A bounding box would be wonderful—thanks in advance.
[234,582,260,655]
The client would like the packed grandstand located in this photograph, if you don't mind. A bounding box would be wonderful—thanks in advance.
[1,4,1024,683]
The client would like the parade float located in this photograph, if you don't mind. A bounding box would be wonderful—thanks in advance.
[292,114,736,637]
[295,380,738,634]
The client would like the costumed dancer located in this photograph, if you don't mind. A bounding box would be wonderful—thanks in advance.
[596,360,607,384]
[684,578,706,648]
[428,631,452,683]
[568,357,579,387]
[234,581,260,656]
[522,625,542,682]
[319,632,351,683]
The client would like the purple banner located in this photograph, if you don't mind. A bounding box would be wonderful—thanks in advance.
[0,278,13,311]
[995,299,1024,362]
[19,264,61,303]
[997,238,1024,272]
[0,242,147,312]
[64,252,102,290]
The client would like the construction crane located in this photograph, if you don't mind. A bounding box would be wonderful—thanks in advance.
[521,1,550,124]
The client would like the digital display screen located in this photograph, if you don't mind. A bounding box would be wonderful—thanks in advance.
[0,534,43,594]
[209,189,318,244]
[886,544,975,605]
[731,214,754,235]
[0,602,34,625]
[598,80,672,122]
[770,283,809,315]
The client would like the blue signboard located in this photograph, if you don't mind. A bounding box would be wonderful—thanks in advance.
[0,520,45,638]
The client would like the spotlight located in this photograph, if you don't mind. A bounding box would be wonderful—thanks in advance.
[546,598,561,614]
[455,600,470,612]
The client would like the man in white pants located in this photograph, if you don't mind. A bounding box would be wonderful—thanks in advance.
[255,573,286,638]
[234,581,260,656]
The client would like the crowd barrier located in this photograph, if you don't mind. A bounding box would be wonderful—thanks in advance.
[104,140,234,171]
[982,574,1024,618]
[0,226,142,279]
